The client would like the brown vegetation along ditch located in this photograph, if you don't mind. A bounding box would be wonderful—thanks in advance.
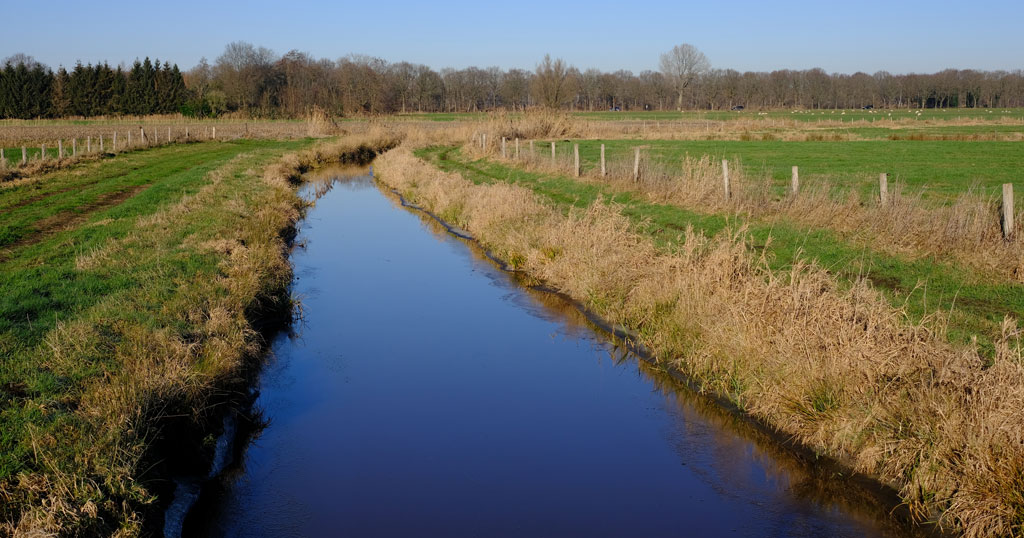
[376,145,1024,537]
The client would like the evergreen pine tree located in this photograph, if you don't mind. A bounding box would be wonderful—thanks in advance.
[52,67,70,117]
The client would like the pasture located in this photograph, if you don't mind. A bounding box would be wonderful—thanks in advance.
[569,138,1024,201]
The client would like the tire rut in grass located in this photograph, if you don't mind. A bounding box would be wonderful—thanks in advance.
[0,183,151,262]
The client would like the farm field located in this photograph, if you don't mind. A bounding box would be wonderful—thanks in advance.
[388,107,1024,123]
[567,138,1024,200]
[574,108,1024,122]
[0,118,310,148]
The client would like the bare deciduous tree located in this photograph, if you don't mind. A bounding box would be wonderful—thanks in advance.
[532,54,576,109]
[660,44,710,110]
[2,53,43,69]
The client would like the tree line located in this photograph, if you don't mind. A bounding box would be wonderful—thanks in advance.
[3,44,1024,118]
[0,55,187,118]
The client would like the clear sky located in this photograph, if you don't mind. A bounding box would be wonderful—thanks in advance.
[3,0,1022,74]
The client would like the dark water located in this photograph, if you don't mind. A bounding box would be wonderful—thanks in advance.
[189,168,913,537]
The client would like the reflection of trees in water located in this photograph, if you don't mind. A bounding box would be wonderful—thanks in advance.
[301,166,373,200]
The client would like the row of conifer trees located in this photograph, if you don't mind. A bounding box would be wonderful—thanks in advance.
[0,58,187,119]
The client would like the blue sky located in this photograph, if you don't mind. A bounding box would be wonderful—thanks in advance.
[3,0,1022,74]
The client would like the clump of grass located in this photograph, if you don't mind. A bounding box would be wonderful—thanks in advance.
[306,106,343,137]
[479,109,584,141]
[376,145,1024,537]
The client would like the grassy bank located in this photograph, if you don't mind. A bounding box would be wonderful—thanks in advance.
[0,134,398,535]
[379,144,1024,537]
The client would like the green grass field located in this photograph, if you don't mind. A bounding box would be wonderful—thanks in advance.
[417,145,1024,356]
[1,146,71,162]
[558,139,1024,202]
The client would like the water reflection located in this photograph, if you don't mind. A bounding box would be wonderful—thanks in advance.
[397,202,929,538]
[187,167,928,538]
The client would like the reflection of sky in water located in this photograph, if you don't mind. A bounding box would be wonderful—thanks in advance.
[193,170,910,538]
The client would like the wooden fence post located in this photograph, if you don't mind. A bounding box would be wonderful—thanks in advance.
[529,139,534,157]
[722,159,731,199]
[113,132,117,150]
[600,144,606,177]
[481,133,486,150]
[633,147,640,182]
[58,140,63,158]
[573,144,580,177]
[791,166,799,194]
[551,141,556,163]
[140,127,145,144]
[128,131,132,145]
[72,139,77,156]
[185,127,189,139]
[87,136,91,152]
[879,173,888,204]
[501,137,507,158]
[22,146,27,164]
[212,126,216,140]
[168,126,171,142]
[100,135,104,152]
[515,138,520,159]
[1003,183,1015,240]
[41,144,46,161]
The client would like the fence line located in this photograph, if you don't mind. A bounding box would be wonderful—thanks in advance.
[477,137,1019,245]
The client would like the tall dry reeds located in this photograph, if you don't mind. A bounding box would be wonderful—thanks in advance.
[306,106,343,137]
[376,145,1024,537]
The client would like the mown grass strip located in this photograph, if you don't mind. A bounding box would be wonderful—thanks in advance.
[417,145,1024,355]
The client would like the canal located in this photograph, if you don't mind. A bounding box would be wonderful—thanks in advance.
[187,167,912,537]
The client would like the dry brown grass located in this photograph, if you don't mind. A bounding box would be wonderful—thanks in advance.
[468,138,1024,280]
[0,116,312,148]
[306,106,343,137]
[376,145,1024,537]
